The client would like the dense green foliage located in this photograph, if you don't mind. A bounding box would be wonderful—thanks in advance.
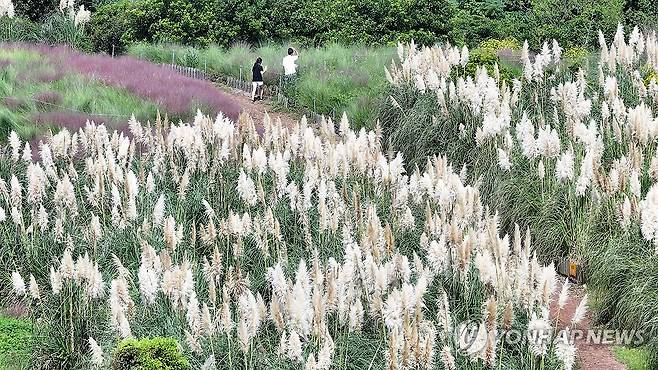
[87,0,658,53]
[14,0,57,22]
[90,0,454,53]
[0,316,33,369]
[112,338,190,370]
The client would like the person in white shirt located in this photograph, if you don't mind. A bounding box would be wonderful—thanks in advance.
[282,47,298,83]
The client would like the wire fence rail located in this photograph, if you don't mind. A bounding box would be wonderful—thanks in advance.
[160,62,337,125]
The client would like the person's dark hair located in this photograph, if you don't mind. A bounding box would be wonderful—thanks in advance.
[256,57,262,64]
[288,48,294,55]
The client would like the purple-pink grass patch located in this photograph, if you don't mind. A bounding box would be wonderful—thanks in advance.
[35,69,66,83]
[3,96,27,110]
[34,91,63,107]
[37,45,242,120]
[32,111,113,132]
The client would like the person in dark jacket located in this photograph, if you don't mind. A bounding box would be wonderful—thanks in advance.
[251,57,267,101]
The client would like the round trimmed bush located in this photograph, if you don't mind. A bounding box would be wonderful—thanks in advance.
[111,337,190,370]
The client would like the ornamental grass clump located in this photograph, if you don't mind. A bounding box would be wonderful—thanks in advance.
[381,24,658,366]
[1,108,583,369]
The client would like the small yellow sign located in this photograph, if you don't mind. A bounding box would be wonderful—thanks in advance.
[569,261,578,278]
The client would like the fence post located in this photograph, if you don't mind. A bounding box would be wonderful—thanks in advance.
[111,44,115,58]
[172,51,175,65]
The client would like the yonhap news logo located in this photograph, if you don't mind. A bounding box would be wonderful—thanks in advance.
[455,320,645,355]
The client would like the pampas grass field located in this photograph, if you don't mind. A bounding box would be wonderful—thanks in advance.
[380,27,658,367]
[1,0,658,368]
[0,106,586,368]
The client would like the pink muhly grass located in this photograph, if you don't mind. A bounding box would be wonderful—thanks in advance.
[34,91,63,106]
[37,45,242,120]
[2,96,26,110]
[31,111,113,132]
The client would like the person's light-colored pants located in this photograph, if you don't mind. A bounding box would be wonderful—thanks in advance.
[251,81,263,100]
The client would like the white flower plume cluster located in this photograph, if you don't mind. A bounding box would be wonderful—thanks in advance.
[59,0,74,12]
[390,25,658,251]
[74,5,91,27]
[2,109,576,368]
[0,0,14,18]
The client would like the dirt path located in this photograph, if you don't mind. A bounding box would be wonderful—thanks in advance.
[550,280,626,370]
[216,84,299,129]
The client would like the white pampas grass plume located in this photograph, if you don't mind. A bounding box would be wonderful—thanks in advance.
[50,266,62,294]
[29,274,40,300]
[555,150,574,181]
[11,270,26,296]
[74,5,91,27]
[317,340,333,370]
[641,185,658,244]
[127,115,143,141]
[0,0,14,18]
[558,277,570,309]
[288,329,303,362]
[440,346,456,370]
[10,174,22,206]
[8,131,20,161]
[460,45,469,66]
[305,353,317,370]
[88,337,104,367]
[146,172,155,193]
[237,170,258,206]
[571,294,588,325]
[237,319,250,353]
[201,355,216,370]
[153,194,166,226]
[22,142,32,162]
[163,216,177,251]
[498,148,511,171]
[60,248,76,280]
[554,330,576,370]
[185,330,202,354]
[277,331,287,357]
[202,199,215,220]
[527,313,551,356]
[220,289,233,335]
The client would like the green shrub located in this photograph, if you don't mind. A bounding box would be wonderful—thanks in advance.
[640,64,658,87]
[563,46,589,70]
[111,338,190,370]
[460,45,521,83]
[479,38,522,52]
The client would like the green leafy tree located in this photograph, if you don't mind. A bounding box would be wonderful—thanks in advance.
[14,0,57,22]
[531,0,625,47]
